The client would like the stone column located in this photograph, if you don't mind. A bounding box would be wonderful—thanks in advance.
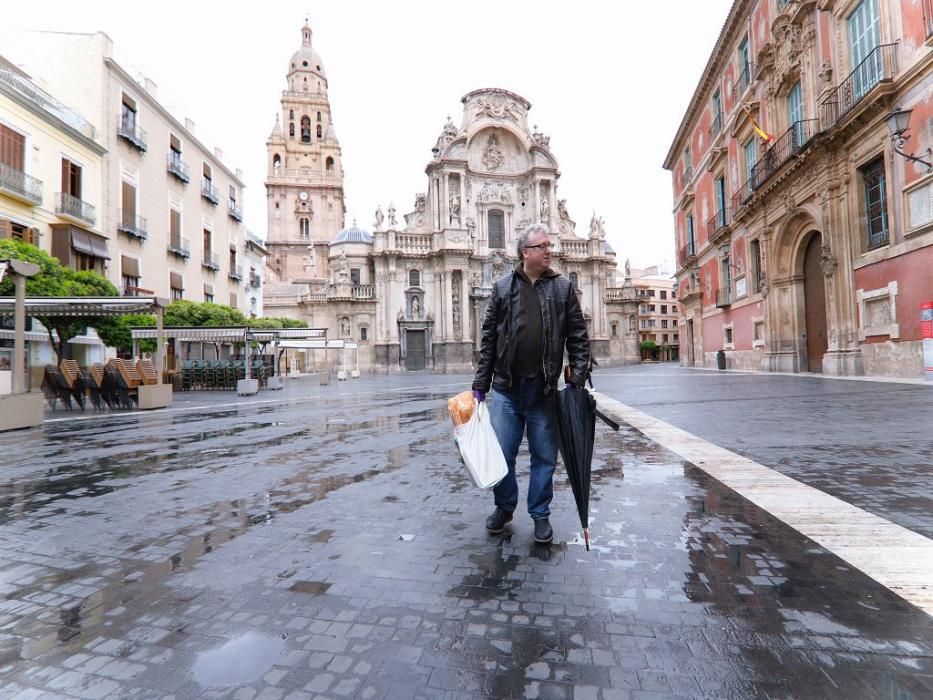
[461,271,470,341]
[442,173,449,229]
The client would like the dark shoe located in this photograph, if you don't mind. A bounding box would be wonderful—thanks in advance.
[533,518,553,544]
[486,507,513,534]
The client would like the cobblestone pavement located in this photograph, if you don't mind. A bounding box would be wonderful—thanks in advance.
[594,365,933,540]
[1,374,931,699]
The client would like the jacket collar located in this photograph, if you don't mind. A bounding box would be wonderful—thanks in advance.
[514,263,559,284]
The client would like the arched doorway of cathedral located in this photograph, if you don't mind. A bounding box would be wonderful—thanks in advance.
[801,231,828,372]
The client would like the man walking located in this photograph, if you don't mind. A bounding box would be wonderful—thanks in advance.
[472,223,590,543]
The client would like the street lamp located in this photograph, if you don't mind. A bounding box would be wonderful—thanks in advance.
[885,107,933,173]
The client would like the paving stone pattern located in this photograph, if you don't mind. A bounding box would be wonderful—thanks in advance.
[0,375,931,698]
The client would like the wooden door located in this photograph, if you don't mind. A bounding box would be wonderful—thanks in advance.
[803,234,827,372]
[405,330,425,370]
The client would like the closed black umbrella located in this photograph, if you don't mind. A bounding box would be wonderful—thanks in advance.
[554,375,619,551]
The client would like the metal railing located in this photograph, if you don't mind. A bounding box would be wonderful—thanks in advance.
[117,210,148,240]
[732,61,755,102]
[0,162,43,205]
[56,192,96,226]
[682,165,693,186]
[678,240,696,266]
[117,115,147,151]
[168,235,190,258]
[716,287,733,307]
[706,207,730,240]
[709,111,723,140]
[201,180,220,205]
[166,152,190,183]
[227,201,243,221]
[0,69,100,143]
[202,252,220,271]
[228,264,243,280]
[124,285,154,297]
[820,43,898,130]
[750,119,819,190]
[732,176,754,212]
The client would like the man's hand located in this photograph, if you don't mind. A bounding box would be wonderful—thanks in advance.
[472,390,486,403]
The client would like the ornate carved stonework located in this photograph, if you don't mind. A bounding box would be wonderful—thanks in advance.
[414,193,426,212]
[475,96,520,122]
[531,125,550,147]
[478,183,513,204]
[481,134,503,171]
[820,242,837,277]
[451,270,462,335]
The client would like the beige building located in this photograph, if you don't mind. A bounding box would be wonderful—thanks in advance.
[630,266,679,361]
[263,24,641,373]
[10,31,254,311]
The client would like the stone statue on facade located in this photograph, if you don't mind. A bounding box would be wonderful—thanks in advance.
[374,205,384,230]
[465,216,476,238]
[341,317,350,337]
[482,134,503,171]
[411,296,420,320]
[414,193,426,212]
[558,199,569,220]
[539,195,549,222]
[387,203,397,227]
[449,192,461,223]
[336,250,350,283]
[624,258,631,278]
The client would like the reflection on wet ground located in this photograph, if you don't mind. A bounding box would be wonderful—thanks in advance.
[0,377,930,698]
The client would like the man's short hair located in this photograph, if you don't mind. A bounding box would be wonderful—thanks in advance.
[517,223,549,258]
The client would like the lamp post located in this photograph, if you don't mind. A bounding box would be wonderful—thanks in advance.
[885,107,933,173]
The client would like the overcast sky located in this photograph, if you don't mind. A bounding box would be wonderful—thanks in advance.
[6,0,733,273]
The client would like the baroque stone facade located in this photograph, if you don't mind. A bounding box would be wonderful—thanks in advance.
[264,25,640,372]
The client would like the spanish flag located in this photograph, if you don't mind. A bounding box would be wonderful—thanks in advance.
[744,107,774,144]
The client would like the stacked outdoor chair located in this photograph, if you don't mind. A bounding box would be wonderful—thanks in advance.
[41,365,74,410]
[58,360,87,410]
[82,363,109,410]
[136,359,159,386]
[106,358,140,408]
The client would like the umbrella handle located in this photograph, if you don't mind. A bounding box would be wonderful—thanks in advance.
[583,528,590,551]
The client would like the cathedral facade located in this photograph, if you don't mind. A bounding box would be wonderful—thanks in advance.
[263,24,640,373]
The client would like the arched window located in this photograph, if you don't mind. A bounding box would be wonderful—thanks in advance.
[300,116,311,143]
[409,269,421,288]
[326,157,334,172]
[288,122,294,138]
[488,209,505,249]
[317,124,322,138]
[317,111,322,122]
[272,154,281,173]
[299,217,309,239]
[569,272,578,289]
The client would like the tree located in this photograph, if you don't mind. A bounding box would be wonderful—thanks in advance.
[639,339,658,361]
[0,239,118,362]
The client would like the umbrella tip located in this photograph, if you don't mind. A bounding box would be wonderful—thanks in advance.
[584,528,590,551]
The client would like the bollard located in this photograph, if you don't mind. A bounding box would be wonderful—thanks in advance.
[922,302,933,381]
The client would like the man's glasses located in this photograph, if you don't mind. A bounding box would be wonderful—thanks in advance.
[523,242,553,251]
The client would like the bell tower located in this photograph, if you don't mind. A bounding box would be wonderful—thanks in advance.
[265,21,346,283]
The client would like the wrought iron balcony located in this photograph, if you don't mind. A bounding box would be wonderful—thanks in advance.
[167,235,190,258]
[202,252,220,271]
[820,43,898,130]
[709,111,723,140]
[166,153,190,183]
[0,162,43,206]
[750,119,819,190]
[117,115,147,152]
[732,176,754,213]
[678,241,696,267]
[732,62,755,102]
[706,207,731,241]
[227,201,243,222]
[56,192,96,226]
[201,180,220,205]
[716,287,733,308]
[117,210,148,241]
[228,264,243,281]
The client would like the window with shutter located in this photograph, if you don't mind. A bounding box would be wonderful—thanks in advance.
[0,125,25,171]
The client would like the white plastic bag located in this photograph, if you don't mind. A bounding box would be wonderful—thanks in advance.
[454,401,508,489]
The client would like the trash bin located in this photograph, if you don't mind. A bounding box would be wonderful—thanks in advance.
[716,350,726,370]
[922,302,933,381]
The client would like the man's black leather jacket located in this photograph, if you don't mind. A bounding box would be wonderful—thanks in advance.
[472,266,590,396]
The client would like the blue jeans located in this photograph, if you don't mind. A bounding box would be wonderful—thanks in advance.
[488,376,558,520]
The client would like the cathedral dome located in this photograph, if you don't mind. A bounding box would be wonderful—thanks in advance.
[289,22,326,78]
[331,225,372,244]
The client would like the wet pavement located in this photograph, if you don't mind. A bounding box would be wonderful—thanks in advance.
[0,372,931,699]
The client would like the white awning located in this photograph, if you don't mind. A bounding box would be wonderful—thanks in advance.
[0,296,165,317]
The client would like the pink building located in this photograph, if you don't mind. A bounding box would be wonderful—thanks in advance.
[664,0,933,378]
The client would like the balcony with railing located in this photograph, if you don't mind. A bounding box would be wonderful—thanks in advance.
[202,252,220,271]
[124,285,154,297]
[166,152,190,183]
[561,239,589,257]
[397,233,432,253]
[716,287,733,308]
[228,264,243,281]
[0,162,43,206]
[732,62,755,103]
[750,119,820,190]
[117,210,148,241]
[732,176,754,214]
[709,111,723,141]
[605,288,625,301]
[248,274,262,289]
[201,179,220,206]
[117,115,147,151]
[352,284,375,299]
[820,43,898,130]
[227,201,243,222]
[55,192,96,226]
[678,240,697,267]
[167,235,190,259]
[706,207,731,243]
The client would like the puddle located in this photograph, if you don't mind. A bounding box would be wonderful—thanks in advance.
[288,580,332,595]
[192,632,285,687]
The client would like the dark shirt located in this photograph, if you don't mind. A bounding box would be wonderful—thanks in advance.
[511,266,543,378]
